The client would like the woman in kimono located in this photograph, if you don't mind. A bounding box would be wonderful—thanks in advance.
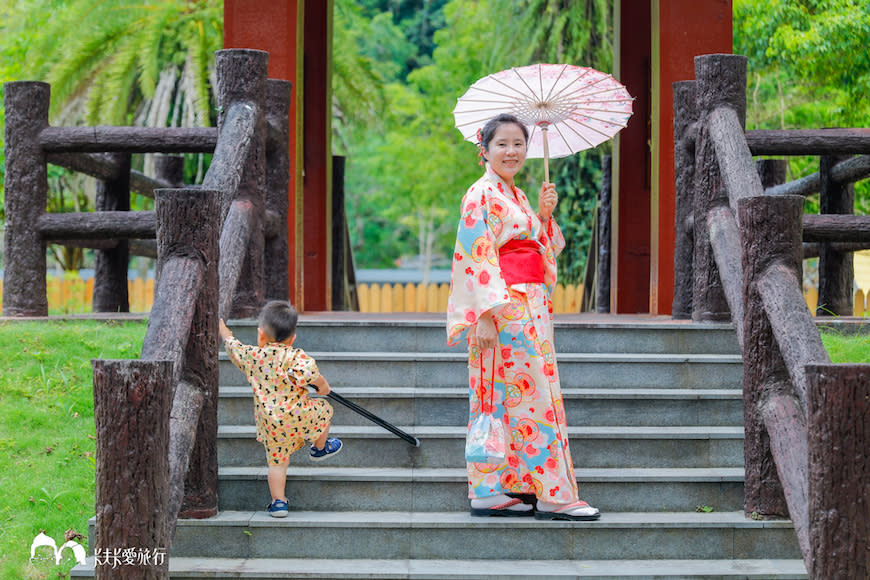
[446,113,600,521]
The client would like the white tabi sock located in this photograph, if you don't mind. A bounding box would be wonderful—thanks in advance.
[470,493,532,511]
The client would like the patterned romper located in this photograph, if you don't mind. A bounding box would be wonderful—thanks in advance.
[224,337,333,466]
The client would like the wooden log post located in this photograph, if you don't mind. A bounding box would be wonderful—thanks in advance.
[265,79,291,302]
[692,54,747,322]
[93,359,172,579]
[214,49,268,319]
[817,154,855,317]
[93,153,132,313]
[738,194,804,520]
[3,81,50,316]
[596,155,612,314]
[142,188,220,522]
[672,81,697,320]
[806,364,870,580]
[154,155,185,188]
[757,159,787,191]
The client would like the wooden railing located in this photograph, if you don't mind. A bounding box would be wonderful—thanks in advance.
[677,53,870,578]
[3,48,289,578]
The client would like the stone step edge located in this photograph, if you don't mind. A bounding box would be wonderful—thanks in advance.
[219,466,744,483]
[218,424,745,439]
[70,557,807,578]
[220,352,743,363]
[169,510,795,530]
[219,386,742,399]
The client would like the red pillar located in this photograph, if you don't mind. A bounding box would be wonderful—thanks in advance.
[613,0,652,314]
[224,0,331,311]
[650,0,732,315]
[301,0,333,311]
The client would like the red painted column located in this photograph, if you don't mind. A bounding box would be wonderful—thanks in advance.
[650,0,732,315]
[301,0,333,311]
[613,0,652,314]
[224,0,303,308]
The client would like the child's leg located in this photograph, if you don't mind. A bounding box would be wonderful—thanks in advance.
[313,428,329,450]
[267,460,290,501]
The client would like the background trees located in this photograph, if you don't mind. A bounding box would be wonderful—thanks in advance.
[0,0,867,282]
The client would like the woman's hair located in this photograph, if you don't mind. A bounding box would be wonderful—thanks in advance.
[258,300,298,342]
[479,113,529,153]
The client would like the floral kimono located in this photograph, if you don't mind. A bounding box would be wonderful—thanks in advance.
[446,167,579,504]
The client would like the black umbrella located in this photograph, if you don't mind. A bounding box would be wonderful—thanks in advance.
[327,391,421,447]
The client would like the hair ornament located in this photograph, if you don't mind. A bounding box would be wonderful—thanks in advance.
[476,127,486,166]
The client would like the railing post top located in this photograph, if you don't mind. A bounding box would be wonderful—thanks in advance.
[694,53,748,125]
[738,193,805,213]
[215,48,270,61]
[4,80,50,93]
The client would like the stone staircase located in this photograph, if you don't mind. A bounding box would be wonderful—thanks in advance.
[75,314,807,578]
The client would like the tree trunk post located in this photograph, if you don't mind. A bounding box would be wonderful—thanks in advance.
[817,154,855,317]
[214,49,268,318]
[806,363,870,580]
[672,81,697,320]
[596,155,612,313]
[265,79,291,302]
[332,155,350,310]
[3,81,50,316]
[692,54,747,322]
[93,359,172,579]
[756,159,788,190]
[154,155,185,188]
[149,188,221,520]
[93,153,132,313]
[738,194,806,519]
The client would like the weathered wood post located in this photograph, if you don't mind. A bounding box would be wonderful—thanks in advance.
[672,80,698,319]
[739,194,804,520]
[692,54,747,322]
[93,153,132,312]
[596,155,612,313]
[816,154,855,316]
[756,159,787,190]
[806,363,870,579]
[154,155,185,188]
[93,359,172,580]
[265,79,292,302]
[214,48,268,319]
[3,81,50,316]
[141,188,220,522]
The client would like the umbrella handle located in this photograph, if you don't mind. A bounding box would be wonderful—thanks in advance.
[541,124,550,183]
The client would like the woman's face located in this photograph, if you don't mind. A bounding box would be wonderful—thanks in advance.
[485,123,527,184]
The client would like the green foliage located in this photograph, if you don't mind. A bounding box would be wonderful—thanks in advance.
[734,0,870,213]
[820,327,870,363]
[0,319,147,579]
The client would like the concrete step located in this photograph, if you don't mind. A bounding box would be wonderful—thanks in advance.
[226,315,740,356]
[217,466,744,513]
[219,386,743,427]
[71,556,807,579]
[163,511,801,561]
[218,425,744,469]
[220,352,743,390]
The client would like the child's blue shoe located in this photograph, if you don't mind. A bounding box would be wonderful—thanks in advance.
[309,437,342,461]
[267,498,289,518]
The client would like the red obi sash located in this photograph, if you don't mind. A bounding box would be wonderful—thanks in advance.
[499,238,545,285]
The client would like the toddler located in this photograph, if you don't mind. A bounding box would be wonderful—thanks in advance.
[219,300,342,518]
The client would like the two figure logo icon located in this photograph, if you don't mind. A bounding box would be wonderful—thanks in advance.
[29,532,87,566]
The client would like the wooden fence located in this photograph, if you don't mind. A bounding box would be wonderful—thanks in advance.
[4,278,867,317]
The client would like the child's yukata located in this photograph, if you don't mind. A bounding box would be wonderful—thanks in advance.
[224,337,333,465]
[447,167,580,505]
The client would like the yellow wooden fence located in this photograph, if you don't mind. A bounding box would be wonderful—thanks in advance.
[0,278,867,316]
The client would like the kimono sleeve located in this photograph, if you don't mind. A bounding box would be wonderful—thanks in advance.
[539,216,566,289]
[224,336,255,373]
[286,349,321,387]
[446,186,511,346]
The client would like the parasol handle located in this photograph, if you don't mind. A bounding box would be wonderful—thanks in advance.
[540,123,550,183]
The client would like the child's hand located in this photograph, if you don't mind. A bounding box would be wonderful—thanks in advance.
[311,375,330,396]
[218,319,233,341]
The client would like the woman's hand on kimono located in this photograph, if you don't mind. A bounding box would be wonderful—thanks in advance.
[538,181,558,221]
[476,311,499,350]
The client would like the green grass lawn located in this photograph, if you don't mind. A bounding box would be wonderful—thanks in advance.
[0,318,864,578]
[0,319,147,580]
